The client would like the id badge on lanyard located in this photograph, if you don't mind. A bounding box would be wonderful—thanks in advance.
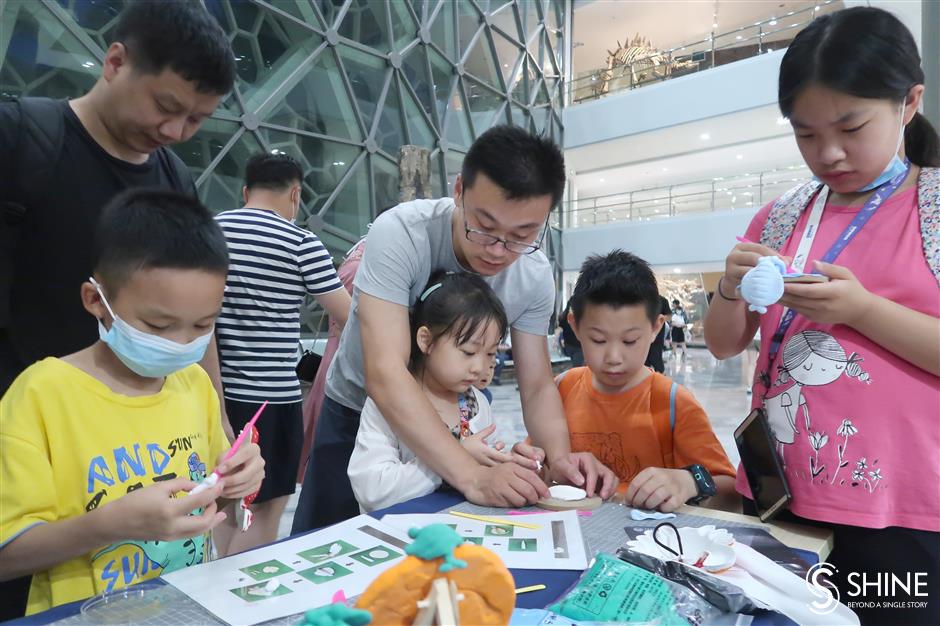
[764,161,911,371]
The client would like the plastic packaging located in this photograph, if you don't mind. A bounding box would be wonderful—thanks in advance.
[547,553,722,625]
[616,547,760,615]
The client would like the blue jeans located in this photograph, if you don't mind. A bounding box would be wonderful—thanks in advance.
[291,395,362,534]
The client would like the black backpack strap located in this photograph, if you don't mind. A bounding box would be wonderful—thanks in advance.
[13,97,66,203]
[5,97,65,214]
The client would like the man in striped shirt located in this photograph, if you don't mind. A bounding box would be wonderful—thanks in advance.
[213,154,351,554]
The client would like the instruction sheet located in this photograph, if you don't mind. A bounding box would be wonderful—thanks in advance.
[163,515,412,625]
[380,510,588,570]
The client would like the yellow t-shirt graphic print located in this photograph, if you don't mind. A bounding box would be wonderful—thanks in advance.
[0,358,227,615]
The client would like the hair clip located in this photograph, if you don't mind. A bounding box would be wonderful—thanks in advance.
[419,283,443,302]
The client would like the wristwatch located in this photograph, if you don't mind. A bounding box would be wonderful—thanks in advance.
[684,464,717,505]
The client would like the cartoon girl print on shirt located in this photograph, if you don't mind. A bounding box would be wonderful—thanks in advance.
[761,331,870,472]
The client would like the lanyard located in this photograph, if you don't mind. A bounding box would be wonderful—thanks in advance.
[766,162,910,365]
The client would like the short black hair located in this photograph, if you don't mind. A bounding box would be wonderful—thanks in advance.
[113,0,235,95]
[410,271,509,372]
[245,153,304,192]
[570,250,661,324]
[92,189,229,294]
[462,125,566,208]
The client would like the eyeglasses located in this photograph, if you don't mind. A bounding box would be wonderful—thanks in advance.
[461,198,547,255]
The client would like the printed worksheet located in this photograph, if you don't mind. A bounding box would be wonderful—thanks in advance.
[380,511,588,570]
[163,515,412,625]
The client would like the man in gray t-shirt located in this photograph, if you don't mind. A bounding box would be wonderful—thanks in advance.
[292,126,618,532]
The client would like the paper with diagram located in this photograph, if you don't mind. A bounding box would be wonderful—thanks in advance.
[163,515,412,625]
[380,510,588,570]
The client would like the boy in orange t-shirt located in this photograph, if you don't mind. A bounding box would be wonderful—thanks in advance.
[559,250,736,512]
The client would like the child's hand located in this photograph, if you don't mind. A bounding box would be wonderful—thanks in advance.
[509,442,545,472]
[547,452,619,499]
[104,477,226,541]
[778,261,873,326]
[723,242,790,293]
[461,424,512,466]
[624,467,697,512]
[215,442,265,500]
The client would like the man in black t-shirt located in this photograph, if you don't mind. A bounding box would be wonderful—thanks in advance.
[0,2,235,397]
[0,3,234,619]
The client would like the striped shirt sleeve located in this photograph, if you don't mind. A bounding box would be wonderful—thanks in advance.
[299,232,343,295]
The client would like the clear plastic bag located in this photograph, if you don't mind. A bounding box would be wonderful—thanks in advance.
[547,553,723,625]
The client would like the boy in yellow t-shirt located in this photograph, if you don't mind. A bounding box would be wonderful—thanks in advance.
[0,190,264,615]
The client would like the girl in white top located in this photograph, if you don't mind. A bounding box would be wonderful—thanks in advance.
[349,271,540,512]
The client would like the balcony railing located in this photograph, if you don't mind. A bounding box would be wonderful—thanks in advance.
[561,165,812,228]
[569,1,840,104]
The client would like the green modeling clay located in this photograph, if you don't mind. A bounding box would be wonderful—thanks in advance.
[298,604,372,626]
[405,524,468,572]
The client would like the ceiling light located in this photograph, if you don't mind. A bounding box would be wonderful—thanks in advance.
[736,35,743,40]
[713,22,718,28]
[736,154,743,160]
[776,116,789,125]
[599,178,605,182]
[700,133,710,140]
[814,5,820,11]
[662,167,668,172]
[673,268,682,273]
[769,19,778,25]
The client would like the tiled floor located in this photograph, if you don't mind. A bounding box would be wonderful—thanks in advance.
[278,347,754,539]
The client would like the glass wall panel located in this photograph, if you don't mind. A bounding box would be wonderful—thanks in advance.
[1,0,565,262]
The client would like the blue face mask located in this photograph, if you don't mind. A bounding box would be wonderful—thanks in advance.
[91,278,213,378]
[856,102,908,192]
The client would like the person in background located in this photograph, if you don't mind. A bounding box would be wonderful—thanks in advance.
[212,154,350,555]
[645,295,671,373]
[557,299,584,367]
[670,299,689,360]
[297,238,365,484]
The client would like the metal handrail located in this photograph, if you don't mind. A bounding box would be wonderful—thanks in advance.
[560,164,812,228]
[569,1,838,104]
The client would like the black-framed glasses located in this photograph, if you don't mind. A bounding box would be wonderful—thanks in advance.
[461,199,548,255]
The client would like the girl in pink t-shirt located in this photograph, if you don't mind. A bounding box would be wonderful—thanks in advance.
[705,8,938,626]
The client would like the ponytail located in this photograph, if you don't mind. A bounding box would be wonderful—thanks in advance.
[905,112,940,167]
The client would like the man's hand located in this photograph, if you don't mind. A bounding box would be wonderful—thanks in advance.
[103,478,226,542]
[462,463,549,507]
[547,452,619,499]
[460,425,513,467]
[623,467,697,512]
[215,442,265,500]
